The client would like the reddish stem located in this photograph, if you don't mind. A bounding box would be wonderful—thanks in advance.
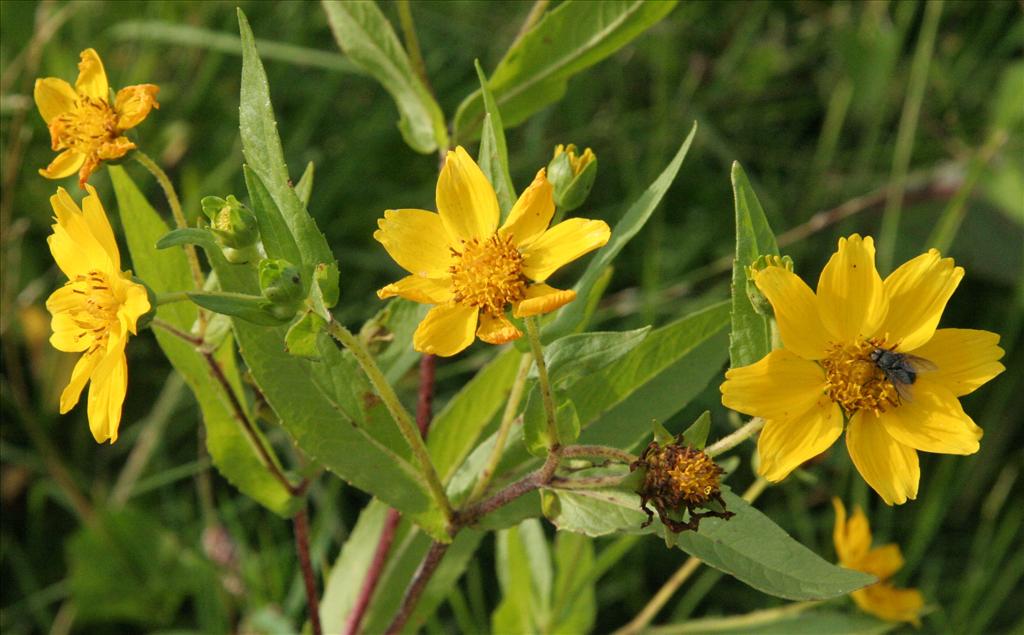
[416,354,436,436]
[294,506,322,635]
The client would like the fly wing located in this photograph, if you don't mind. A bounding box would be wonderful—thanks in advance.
[893,379,914,403]
[903,354,938,373]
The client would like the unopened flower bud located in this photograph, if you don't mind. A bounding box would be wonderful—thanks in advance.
[630,438,733,533]
[201,195,259,250]
[745,254,793,317]
[258,259,303,316]
[547,144,597,212]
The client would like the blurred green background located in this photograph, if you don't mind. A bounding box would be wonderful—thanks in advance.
[1,1,1021,633]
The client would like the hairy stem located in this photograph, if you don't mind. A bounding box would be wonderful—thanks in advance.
[561,444,637,464]
[705,418,764,458]
[294,506,323,635]
[466,354,532,504]
[325,319,452,520]
[384,541,451,635]
[525,317,558,449]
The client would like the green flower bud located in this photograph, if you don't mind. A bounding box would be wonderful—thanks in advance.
[258,259,304,310]
[201,195,259,250]
[547,144,597,212]
[745,254,793,317]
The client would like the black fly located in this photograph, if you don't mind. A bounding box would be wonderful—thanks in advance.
[869,347,937,402]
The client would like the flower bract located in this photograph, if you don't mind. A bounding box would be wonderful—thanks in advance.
[34,48,159,187]
[833,498,924,624]
[45,185,151,443]
[374,146,610,356]
[721,235,1004,504]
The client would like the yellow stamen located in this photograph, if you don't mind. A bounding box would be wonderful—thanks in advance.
[65,270,121,352]
[822,340,900,415]
[50,96,120,155]
[448,234,526,316]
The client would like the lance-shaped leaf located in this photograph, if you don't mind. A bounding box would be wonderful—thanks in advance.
[108,166,296,516]
[492,519,553,634]
[546,484,875,600]
[475,60,516,217]
[322,0,447,154]
[730,162,779,368]
[454,0,678,142]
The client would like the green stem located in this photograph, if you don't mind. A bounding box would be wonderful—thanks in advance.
[560,444,637,464]
[325,319,452,521]
[155,291,190,306]
[132,150,206,299]
[397,0,430,94]
[706,417,764,458]
[466,354,532,504]
[525,317,558,450]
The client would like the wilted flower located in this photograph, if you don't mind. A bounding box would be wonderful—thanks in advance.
[374,146,610,356]
[721,235,1004,504]
[833,498,924,625]
[45,186,151,443]
[631,439,733,533]
[34,48,159,186]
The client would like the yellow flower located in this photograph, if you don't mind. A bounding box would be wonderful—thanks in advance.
[45,186,151,443]
[374,146,610,356]
[553,143,595,176]
[721,235,1005,504]
[833,498,924,625]
[34,48,159,187]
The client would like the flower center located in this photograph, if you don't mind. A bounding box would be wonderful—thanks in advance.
[50,96,119,154]
[448,234,527,316]
[822,339,900,415]
[66,270,121,352]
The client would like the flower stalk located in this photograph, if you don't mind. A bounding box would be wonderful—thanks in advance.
[525,316,559,450]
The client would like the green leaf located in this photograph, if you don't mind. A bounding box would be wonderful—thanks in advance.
[530,327,650,387]
[243,165,302,268]
[546,485,875,600]
[295,160,315,207]
[548,123,697,339]
[453,0,678,141]
[549,533,597,635]
[429,348,524,482]
[155,227,219,251]
[682,411,712,450]
[524,396,580,457]
[320,501,484,634]
[652,420,675,446]
[360,298,430,384]
[285,311,326,359]
[238,9,337,276]
[109,165,295,516]
[730,162,779,369]
[322,0,447,154]
[474,60,515,217]
[187,291,289,326]
[493,519,553,634]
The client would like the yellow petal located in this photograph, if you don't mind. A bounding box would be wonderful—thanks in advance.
[39,149,85,180]
[757,396,843,482]
[412,304,478,356]
[832,498,873,566]
[878,249,963,351]
[377,275,453,305]
[81,184,121,270]
[499,168,554,248]
[49,311,90,352]
[513,283,576,318]
[114,83,159,129]
[910,328,1005,396]
[373,209,453,277]
[34,77,76,123]
[86,340,127,443]
[48,187,114,276]
[852,584,924,625]
[75,48,109,101]
[721,349,826,420]
[859,544,905,580]
[118,278,151,335]
[521,218,610,282]
[754,266,831,359]
[76,154,102,187]
[846,412,919,505]
[878,378,981,455]
[59,350,101,414]
[476,312,522,345]
[816,235,888,342]
[436,146,498,242]
[97,135,136,160]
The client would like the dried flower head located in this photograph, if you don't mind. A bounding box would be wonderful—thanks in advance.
[631,440,734,533]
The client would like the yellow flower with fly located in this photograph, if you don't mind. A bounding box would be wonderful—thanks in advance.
[45,186,151,443]
[374,146,610,356]
[833,498,924,625]
[34,48,159,187]
[721,235,1004,504]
